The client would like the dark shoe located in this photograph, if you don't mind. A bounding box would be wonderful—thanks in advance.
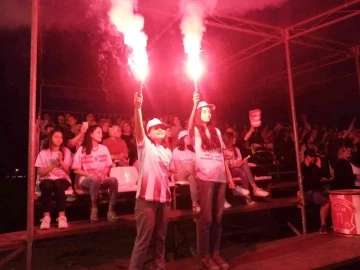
[319,224,328,234]
[201,257,220,270]
[212,255,230,270]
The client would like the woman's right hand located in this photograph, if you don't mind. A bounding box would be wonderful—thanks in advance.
[134,92,143,108]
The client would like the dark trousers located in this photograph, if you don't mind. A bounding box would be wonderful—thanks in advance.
[129,199,171,270]
[197,179,226,256]
[39,179,71,212]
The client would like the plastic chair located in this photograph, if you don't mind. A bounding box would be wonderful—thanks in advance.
[110,166,138,192]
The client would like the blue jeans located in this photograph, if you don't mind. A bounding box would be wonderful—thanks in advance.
[197,179,226,256]
[230,163,255,190]
[129,199,171,270]
[80,175,118,205]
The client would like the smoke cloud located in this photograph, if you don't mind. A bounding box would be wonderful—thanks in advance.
[108,0,148,80]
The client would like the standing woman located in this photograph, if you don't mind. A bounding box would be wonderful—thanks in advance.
[35,129,72,229]
[188,93,235,270]
[129,92,173,270]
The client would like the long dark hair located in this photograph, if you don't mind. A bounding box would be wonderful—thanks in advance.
[195,108,221,151]
[82,125,101,155]
[178,135,195,152]
[222,132,238,158]
[43,128,65,157]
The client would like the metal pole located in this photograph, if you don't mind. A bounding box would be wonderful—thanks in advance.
[284,28,307,235]
[355,46,360,95]
[27,0,39,269]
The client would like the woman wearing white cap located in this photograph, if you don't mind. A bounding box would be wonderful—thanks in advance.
[188,93,235,270]
[129,92,173,270]
[172,130,200,212]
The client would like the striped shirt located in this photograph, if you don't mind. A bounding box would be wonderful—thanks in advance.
[136,137,172,203]
[72,144,112,183]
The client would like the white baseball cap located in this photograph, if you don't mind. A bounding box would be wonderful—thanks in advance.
[177,130,188,140]
[146,118,167,133]
[197,101,216,110]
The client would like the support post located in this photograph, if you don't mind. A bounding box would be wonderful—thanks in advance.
[355,46,360,95]
[27,0,39,269]
[284,28,307,235]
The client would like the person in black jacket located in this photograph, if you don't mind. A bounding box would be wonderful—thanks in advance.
[301,149,331,234]
[332,146,357,190]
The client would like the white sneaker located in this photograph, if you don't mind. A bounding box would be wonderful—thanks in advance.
[40,216,51,230]
[57,216,68,229]
[232,186,250,197]
[254,188,269,197]
[224,199,232,209]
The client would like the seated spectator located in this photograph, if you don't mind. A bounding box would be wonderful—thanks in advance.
[332,146,359,190]
[103,125,129,167]
[67,122,88,153]
[301,149,330,234]
[172,130,200,212]
[99,119,110,141]
[35,129,72,230]
[170,116,182,146]
[72,125,120,223]
[68,115,81,136]
[121,121,138,166]
[40,113,55,136]
[164,126,175,151]
[223,132,269,205]
[86,113,95,125]
[40,124,55,150]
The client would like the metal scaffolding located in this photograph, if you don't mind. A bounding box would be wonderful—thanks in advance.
[1,0,359,269]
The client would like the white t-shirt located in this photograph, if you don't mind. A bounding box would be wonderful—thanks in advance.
[71,144,112,184]
[137,137,172,203]
[172,147,196,167]
[223,147,242,166]
[35,148,72,183]
[194,127,227,183]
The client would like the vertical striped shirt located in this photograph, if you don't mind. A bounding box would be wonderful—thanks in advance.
[136,137,172,203]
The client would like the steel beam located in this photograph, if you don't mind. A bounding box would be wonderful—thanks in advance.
[218,37,273,67]
[284,28,307,235]
[291,11,360,40]
[218,14,282,31]
[223,40,284,70]
[290,0,360,29]
[27,0,39,269]
[235,52,353,94]
[205,20,281,39]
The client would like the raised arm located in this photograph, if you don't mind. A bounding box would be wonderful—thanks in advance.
[188,92,200,139]
[134,92,145,142]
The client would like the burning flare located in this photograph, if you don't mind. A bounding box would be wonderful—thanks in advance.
[108,0,148,81]
[180,0,206,87]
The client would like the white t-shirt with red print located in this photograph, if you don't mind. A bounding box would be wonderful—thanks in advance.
[35,147,72,183]
[71,144,113,184]
[137,137,172,203]
[172,147,195,168]
[194,127,227,183]
[223,147,243,166]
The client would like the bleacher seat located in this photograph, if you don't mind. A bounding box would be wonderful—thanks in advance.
[35,175,74,200]
[110,166,138,192]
